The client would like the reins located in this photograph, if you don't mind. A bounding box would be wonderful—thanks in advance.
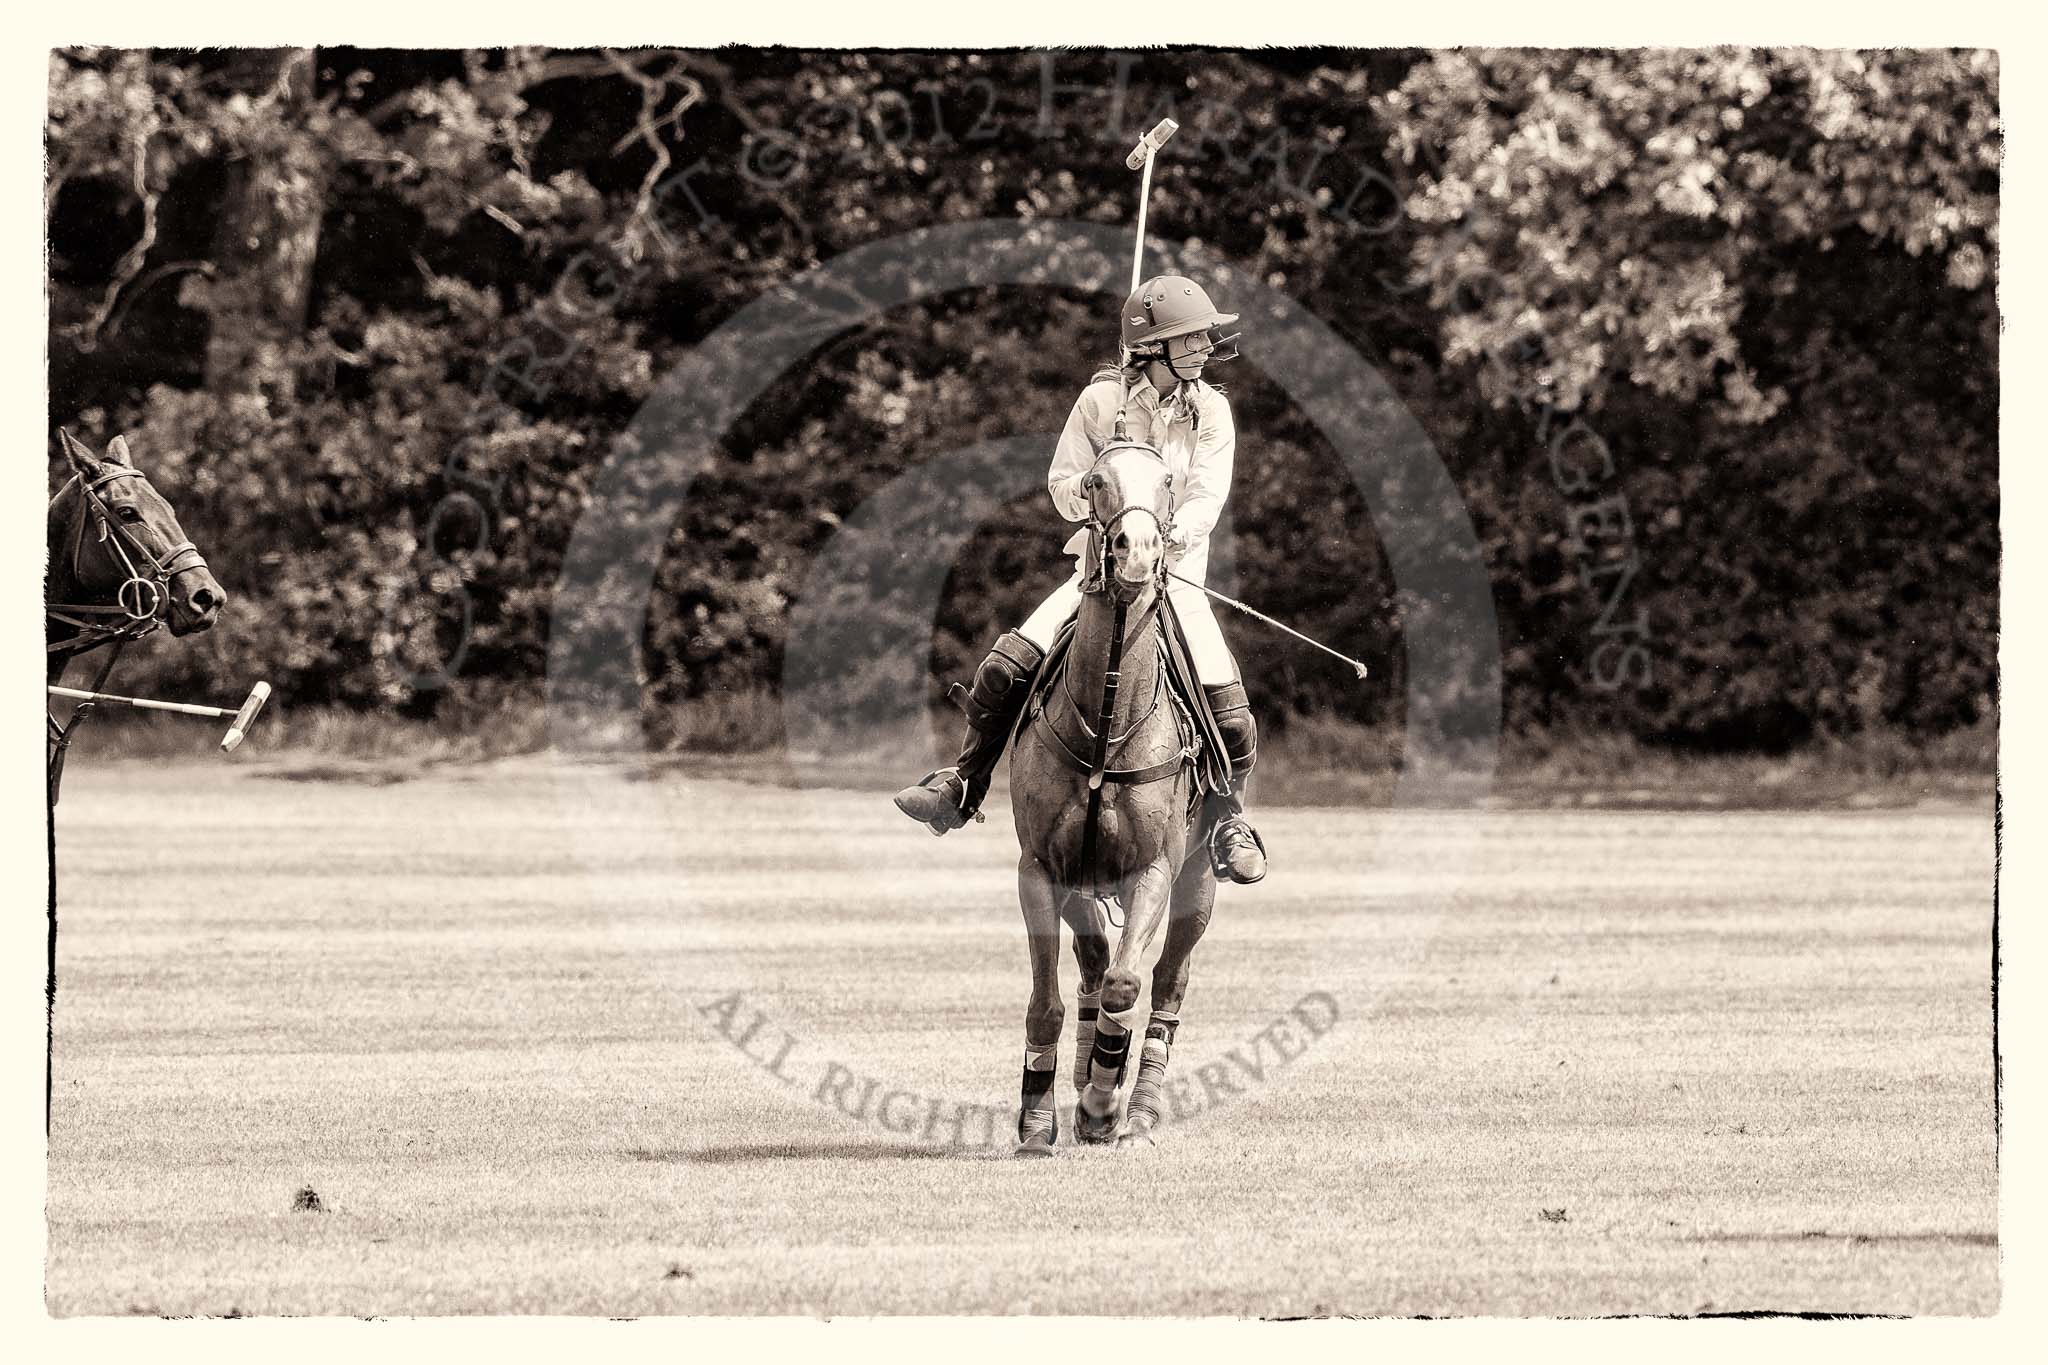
[1047,419,1203,914]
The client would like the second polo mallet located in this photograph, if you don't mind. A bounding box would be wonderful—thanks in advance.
[47,680,272,752]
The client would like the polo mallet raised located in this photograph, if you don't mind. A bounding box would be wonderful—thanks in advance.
[1113,118,1182,444]
[47,680,272,752]
[1125,117,1179,295]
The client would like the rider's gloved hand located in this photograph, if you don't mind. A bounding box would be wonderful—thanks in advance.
[1163,525,1189,558]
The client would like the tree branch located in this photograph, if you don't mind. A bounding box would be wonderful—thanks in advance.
[603,50,705,261]
[66,122,160,352]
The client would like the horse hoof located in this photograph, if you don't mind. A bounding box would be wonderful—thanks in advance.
[1117,1126,1157,1149]
[1016,1106,1058,1154]
[1073,1101,1120,1145]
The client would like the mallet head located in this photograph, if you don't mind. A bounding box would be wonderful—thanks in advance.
[220,681,270,753]
[1125,118,1178,170]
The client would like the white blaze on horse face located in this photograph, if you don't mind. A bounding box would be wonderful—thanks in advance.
[1095,446,1171,586]
[1113,515,1162,585]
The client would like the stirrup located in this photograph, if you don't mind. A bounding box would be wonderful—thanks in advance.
[893,768,984,835]
[1210,815,1267,884]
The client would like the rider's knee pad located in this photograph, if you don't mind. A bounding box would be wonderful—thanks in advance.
[964,630,1046,731]
[1204,680,1257,777]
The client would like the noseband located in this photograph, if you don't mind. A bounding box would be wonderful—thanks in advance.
[47,466,208,653]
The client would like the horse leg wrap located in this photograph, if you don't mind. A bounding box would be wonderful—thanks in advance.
[1018,1046,1059,1147]
[1123,1012,1182,1133]
[1098,996,1143,1036]
[1072,987,1101,1092]
[944,631,1047,816]
[1083,1010,1132,1103]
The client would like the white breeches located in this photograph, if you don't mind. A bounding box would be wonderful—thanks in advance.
[1017,571,1239,686]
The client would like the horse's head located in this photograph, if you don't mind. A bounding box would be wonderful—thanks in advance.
[1081,439,1174,597]
[53,430,226,637]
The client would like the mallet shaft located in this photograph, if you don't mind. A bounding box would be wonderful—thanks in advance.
[1166,571,1373,680]
[48,686,234,719]
[1132,152,1156,294]
[1125,118,1177,294]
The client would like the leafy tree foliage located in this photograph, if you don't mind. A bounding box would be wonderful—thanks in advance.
[47,47,1997,751]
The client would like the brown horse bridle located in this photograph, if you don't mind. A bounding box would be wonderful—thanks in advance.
[46,464,208,656]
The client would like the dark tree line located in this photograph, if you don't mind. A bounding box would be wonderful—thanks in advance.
[48,48,1997,751]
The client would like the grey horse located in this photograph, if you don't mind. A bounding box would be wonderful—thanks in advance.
[1007,436,1225,1153]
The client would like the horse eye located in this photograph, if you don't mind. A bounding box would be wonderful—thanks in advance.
[117,506,142,522]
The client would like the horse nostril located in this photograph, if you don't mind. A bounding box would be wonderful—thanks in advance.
[191,586,222,613]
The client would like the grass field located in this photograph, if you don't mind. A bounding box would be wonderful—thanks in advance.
[45,755,1997,1316]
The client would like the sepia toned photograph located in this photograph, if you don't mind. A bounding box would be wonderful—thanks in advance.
[42,43,1999,1317]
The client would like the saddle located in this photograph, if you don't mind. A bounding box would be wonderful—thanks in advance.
[1008,590,1233,823]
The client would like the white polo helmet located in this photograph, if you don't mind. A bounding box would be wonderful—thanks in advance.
[1121,276,1239,349]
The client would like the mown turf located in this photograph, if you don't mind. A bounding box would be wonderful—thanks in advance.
[46,757,1997,1316]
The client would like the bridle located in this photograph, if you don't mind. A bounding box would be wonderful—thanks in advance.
[46,447,214,806]
[1078,440,1174,604]
[1055,436,1195,920]
[46,465,208,656]
[1067,437,1176,743]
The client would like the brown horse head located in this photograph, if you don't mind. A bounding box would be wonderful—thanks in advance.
[52,430,226,637]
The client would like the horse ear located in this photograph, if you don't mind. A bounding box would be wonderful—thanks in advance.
[106,434,132,466]
[57,428,98,477]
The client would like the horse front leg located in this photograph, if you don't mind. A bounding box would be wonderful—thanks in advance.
[1016,855,1066,1156]
[1074,856,1176,1142]
[1063,895,1110,1096]
[1124,852,1218,1142]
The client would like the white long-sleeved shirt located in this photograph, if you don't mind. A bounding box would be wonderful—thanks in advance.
[1046,373,1235,586]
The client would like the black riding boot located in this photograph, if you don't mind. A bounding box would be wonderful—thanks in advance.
[894,631,1046,834]
[1204,680,1268,884]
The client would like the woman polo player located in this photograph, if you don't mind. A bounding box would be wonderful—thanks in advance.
[894,274,1268,885]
